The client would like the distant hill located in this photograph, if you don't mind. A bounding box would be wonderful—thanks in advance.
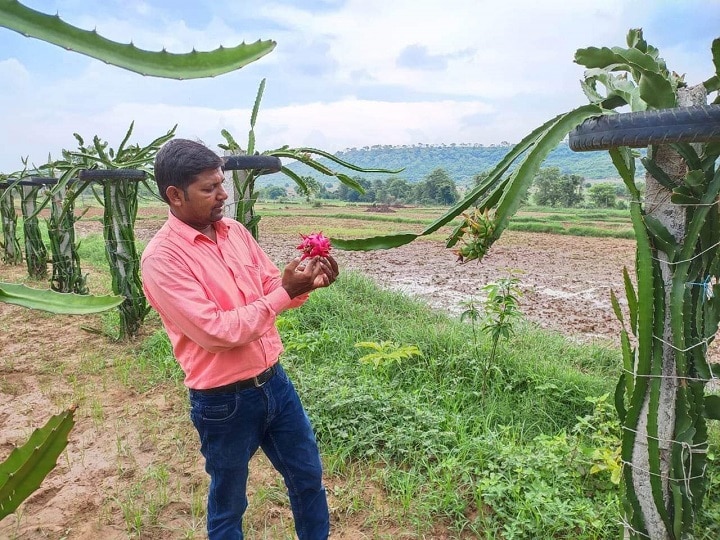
[277,142,644,187]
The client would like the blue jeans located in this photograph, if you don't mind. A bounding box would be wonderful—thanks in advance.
[189,364,329,539]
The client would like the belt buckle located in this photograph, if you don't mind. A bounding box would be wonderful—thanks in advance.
[253,367,271,387]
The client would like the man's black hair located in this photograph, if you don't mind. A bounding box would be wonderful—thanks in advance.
[154,139,224,204]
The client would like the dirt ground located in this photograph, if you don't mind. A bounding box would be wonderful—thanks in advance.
[262,230,636,345]
[0,212,662,539]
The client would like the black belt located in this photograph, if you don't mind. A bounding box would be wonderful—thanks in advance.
[191,365,277,395]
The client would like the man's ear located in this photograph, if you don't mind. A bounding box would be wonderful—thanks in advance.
[166,186,185,206]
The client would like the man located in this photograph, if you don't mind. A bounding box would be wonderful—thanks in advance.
[141,138,338,539]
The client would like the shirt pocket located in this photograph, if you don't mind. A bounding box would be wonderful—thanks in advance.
[235,264,264,304]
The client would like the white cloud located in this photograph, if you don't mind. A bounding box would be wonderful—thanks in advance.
[259,0,632,99]
[256,99,498,151]
[0,0,716,172]
[0,58,30,94]
[0,97,504,170]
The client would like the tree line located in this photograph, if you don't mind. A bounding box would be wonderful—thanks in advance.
[259,166,635,209]
[284,142,646,185]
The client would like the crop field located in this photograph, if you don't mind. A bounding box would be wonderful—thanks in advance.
[3,201,719,539]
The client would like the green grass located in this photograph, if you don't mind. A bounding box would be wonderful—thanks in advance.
[285,273,720,538]
[253,202,635,240]
[131,270,632,537]
[273,272,623,537]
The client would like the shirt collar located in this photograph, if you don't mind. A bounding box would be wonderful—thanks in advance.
[167,210,229,243]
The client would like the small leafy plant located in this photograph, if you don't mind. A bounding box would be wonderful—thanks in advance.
[573,393,623,486]
[459,273,523,396]
[355,340,422,370]
[480,272,524,365]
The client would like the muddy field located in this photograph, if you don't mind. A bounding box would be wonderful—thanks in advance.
[0,210,664,539]
[262,230,636,345]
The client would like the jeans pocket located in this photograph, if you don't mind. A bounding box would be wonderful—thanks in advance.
[191,394,238,424]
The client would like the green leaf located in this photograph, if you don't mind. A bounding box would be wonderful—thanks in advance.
[0,0,275,79]
[638,71,676,109]
[643,214,677,257]
[277,147,404,175]
[615,373,628,423]
[331,233,419,251]
[703,38,719,93]
[671,143,702,172]
[250,78,266,133]
[610,288,624,324]
[684,169,705,189]
[619,329,635,397]
[0,283,123,314]
[670,191,701,206]
[704,395,720,421]
[220,129,240,151]
[116,121,134,157]
[626,28,646,51]
[623,267,638,336]
[0,408,75,519]
[575,46,624,70]
[609,147,640,198]
[641,157,677,190]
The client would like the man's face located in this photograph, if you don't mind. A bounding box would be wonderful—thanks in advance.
[169,167,228,230]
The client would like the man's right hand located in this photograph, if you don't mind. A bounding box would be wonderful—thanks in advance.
[282,257,332,298]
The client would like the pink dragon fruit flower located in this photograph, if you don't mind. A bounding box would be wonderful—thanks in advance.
[296,232,332,260]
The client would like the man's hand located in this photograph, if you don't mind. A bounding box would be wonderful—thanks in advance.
[282,256,339,298]
[318,255,339,284]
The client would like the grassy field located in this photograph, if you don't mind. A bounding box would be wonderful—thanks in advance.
[245,201,635,241]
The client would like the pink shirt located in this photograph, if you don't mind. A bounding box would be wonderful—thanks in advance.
[141,212,307,389]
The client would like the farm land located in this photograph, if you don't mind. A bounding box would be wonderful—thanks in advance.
[2,202,717,538]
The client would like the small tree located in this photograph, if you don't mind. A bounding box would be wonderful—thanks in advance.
[384,177,412,204]
[460,272,523,397]
[533,166,584,207]
[480,273,523,365]
[262,185,287,200]
[412,168,459,205]
[587,182,618,208]
[297,176,323,202]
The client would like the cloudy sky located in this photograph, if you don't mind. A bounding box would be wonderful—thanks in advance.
[0,0,717,173]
